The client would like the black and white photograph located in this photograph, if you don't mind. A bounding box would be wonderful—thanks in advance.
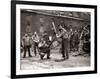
[11,1,97,78]
[20,9,91,69]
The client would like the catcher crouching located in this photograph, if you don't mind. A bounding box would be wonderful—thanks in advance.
[38,36,51,60]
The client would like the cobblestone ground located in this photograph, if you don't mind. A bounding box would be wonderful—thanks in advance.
[20,47,90,70]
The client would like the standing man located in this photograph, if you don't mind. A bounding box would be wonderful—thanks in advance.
[74,30,79,51]
[32,32,39,56]
[70,29,74,51]
[71,30,79,52]
[56,25,69,60]
[22,34,32,58]
[67,28,72,53]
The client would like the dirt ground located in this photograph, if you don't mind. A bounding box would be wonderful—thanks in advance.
[20,48,90,70]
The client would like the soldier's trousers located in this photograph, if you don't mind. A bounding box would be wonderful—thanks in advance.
[34,42,38,56]
[61,38,69,59]
[23,45,32,57]
[39,46,50,59]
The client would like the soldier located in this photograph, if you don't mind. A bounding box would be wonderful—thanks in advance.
[32,32,39,56]
[67,28,72,53]
[56,25,69,60]
[38,37,46,60]
[71,30,79,52]
[42,32,51,59]
[70,29,74,51]
[74,30,79,51]
[22,34,32,58]
[38,32,52,60]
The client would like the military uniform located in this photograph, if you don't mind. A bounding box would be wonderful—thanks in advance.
[57,27,69,60]
[74,31,79,51]
[32,33,39,56]
[22,34,32,58]
[38,33,51,60]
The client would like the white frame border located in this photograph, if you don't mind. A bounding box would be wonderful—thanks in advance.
[16,4,95,75]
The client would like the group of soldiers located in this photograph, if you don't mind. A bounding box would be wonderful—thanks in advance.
[21,31,52,60]
[21,22,90,60]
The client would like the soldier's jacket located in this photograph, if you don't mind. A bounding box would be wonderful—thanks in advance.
[38,40,51,53]
[71,32,79,43]
[57,29,69,39]
[32,34,39,43]
[22,36,31,46]
[63,31,69,39]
